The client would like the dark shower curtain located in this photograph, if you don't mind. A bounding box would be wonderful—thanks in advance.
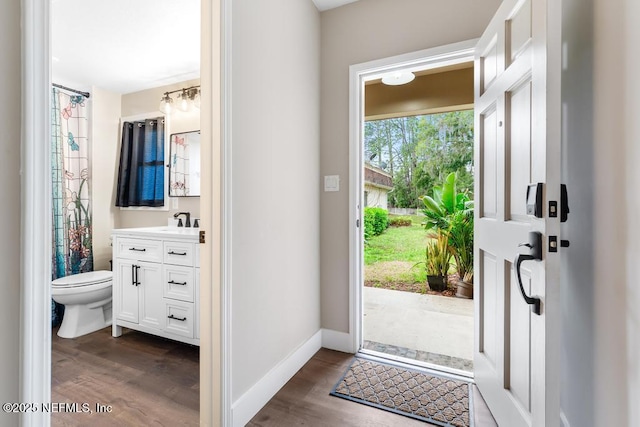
[116,118,165,207]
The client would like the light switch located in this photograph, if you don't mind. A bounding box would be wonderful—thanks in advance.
[324,175,340,192]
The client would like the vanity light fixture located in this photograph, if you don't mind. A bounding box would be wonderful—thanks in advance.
[177,89,191,112]
[159,92,173,114]
[381,71,416,86]
[158,85,201,115]
[193,88,201,109]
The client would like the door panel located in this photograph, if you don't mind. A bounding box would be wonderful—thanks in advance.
[474,0,561,425]
[480,40,499,94]
[115,259,138,323]
[481,109,498,218]
[508,80,532,221]
[508,263,531,412]
[139,261,164,330]
[479,250,498,368]
[507,0,532,63]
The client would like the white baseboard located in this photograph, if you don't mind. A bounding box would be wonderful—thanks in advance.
[231,329,322,427]
[321,328,354,353]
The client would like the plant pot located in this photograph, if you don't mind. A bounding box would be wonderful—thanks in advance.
[456,280,473,299]
[427,275,448,292]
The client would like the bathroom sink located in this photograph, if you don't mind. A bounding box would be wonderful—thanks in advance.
[144,226,199,234]
[112,226,200,238]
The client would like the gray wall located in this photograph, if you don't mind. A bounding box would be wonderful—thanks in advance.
[0,0,21,425]
[561,0,595,425]
[231,0,321,401]
[593,0,640,425]
[319,0,501,332]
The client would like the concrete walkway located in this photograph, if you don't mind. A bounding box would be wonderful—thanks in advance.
[363,287,474,363]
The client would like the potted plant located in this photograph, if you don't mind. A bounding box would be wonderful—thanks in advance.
[447,210,474,298]
[424,233,452,292]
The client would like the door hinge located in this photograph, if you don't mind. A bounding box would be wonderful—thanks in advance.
[356,219,360,228]
[199,230,206,244]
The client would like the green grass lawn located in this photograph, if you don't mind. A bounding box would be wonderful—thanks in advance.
[364,215,429,265]
[364,215,458,290]
[364,215,431,287]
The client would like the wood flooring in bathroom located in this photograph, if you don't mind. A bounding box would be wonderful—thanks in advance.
[51,326,199,427]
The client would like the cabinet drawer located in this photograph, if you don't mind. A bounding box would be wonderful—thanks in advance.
[164,241,195,266]
[115,238,162,262]
[165,301,194,338]
[163,265,195,302]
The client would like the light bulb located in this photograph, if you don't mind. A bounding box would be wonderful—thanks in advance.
[193,89,201,109]
[159,93,173,114]
[177,89,192,112]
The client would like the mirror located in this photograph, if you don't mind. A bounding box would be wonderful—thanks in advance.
[169,130,201,197]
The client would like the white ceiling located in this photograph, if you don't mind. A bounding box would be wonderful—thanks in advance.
[52,0,356,95]
[312,0,360,12]
[52,0,200,94]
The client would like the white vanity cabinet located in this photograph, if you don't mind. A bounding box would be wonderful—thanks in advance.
[112,227,200,346]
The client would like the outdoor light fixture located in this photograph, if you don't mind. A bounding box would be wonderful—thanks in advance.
[158,85,201,115]
[381,71,415,86]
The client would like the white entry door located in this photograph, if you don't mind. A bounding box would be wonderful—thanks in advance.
[474,0,561,426]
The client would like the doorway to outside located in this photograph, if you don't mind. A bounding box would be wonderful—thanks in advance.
[349,41,477,378]
[362,110,474,376]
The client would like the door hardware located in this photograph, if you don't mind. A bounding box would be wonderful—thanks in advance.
[199,230,205,244]
[561,184,570,222]
[514,231,542,315]
[526,183,544,218]
[131,264,140,286]
[549,236,570,252]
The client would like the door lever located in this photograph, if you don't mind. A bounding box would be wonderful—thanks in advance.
[514,231,542,315]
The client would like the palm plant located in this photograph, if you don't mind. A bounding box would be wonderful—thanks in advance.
[420,172,473,232]
[420,172,474,286]
[447,210,474,283]
[425,233,452,276]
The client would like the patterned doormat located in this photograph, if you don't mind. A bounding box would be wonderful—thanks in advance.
[330,356,472,426]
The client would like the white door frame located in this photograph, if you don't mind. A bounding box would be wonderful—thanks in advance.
[348,39,478,354]
[20,1,231,425]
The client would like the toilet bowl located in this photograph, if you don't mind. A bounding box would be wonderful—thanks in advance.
[52,270,113,339]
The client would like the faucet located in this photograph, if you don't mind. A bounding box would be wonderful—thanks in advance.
[173,212,191,227]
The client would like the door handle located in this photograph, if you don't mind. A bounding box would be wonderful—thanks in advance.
[132,265,140,286]
[514,231,542,315]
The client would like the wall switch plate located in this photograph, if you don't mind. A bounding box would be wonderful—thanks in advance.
[324,175,340,192]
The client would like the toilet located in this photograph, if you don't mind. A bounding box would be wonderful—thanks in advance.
[51,270,113,339]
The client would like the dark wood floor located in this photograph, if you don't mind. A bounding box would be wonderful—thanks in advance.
[51,326,199,427]
[52,328,495,427]
[249,348,497,427]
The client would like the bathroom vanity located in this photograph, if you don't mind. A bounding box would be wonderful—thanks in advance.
[111,227,200,346]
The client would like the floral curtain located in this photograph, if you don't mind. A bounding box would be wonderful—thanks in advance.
[51,88,93,281]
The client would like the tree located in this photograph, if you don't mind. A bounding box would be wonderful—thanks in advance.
[364,110,474,208]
